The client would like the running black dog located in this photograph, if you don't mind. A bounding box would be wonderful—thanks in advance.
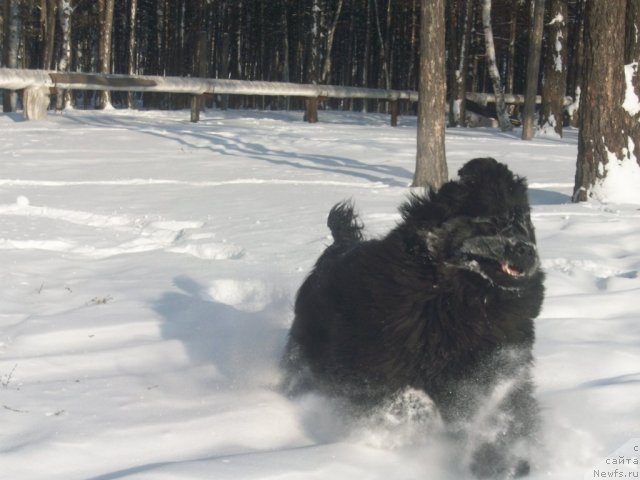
[283,158,545,478]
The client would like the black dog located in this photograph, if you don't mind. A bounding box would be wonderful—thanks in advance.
[283,158,545,478]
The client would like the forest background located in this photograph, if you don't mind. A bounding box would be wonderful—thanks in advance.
[0,0,585,119]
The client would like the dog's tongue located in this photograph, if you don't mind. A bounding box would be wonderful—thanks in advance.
[501,261,525,277]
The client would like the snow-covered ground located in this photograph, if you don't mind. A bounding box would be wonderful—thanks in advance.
[0,109,638,479]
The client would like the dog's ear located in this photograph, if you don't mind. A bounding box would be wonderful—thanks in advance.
[417,218,464,260]
[421,229,444,259]
[400,183,466,226]
[400,190,438,223]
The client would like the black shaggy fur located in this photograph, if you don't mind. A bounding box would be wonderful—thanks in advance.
[283,158,545,478]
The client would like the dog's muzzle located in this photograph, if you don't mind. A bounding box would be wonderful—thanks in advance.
[458,236,540,278]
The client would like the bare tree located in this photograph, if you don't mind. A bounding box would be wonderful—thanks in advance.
[573,1,640,202]
[451,0,473,127]
[362,0,372,110]
[97,0,114,109]
[372,0,391,90]
[539,0,568,137]
[56,0,72,110]
[566,0,585,127]
[413,0,448,188]
[126,0,137,109]
[320,0,344,84]
[40,0,57,70]
[522,0,546,140]
[505,1,519,94]
[309,0,321,84]
[482,0,512,131]
[3,0,20,112]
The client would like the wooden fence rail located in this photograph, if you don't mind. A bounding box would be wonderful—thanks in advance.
[0,68,572,124]
[0,68,418,124]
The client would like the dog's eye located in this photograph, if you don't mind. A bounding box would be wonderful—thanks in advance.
[506,210,535,239]
[472,218,499,235]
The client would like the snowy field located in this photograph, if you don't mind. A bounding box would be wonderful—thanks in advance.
[0,108,638,479]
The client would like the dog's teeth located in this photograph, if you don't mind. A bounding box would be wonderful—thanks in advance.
[501,262,524,277]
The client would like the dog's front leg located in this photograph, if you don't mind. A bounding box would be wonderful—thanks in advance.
[469,375,538,479]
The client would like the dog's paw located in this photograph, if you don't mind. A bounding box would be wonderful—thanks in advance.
[382,388,439,425]
[470,442,530,479]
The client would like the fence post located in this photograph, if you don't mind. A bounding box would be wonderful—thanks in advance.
[23,86,51,120]
[304,97,319,123]
[190,95,202,123]
[389,100,399,127]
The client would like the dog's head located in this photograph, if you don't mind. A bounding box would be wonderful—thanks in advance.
[404,158,541,289]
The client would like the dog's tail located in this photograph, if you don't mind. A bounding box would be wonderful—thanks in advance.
[327,200,364,245]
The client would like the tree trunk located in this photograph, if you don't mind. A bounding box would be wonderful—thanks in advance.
[221,32,231,109]
[127,0,138,109]
[281,3,291,110]
[191,30,208,119]
[447,0,459,127]
[482,0,513,132]
[452,0,472,127]
[309,0,321,84]
[626,0,640,63]
[235,0,243,81]
[320,0,344,84]
[98,0,115,109]
[3,0,20,112]
[372,0,391,90]
[624,0,640,180]
[362,0,371,111]
[506,1,518,94]
[413,0,448,189]
[41,0,57,70]
[567,0,585,127]
[573,1,640,203]
[539,0,568,137]
[56,0,72,110]
[522,0,546,140]
[406,0,418,93]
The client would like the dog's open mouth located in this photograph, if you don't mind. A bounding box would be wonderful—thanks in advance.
[457,253,538,287]
[456,235,539,284]
[466,257,531,281]
[501,261,525,278]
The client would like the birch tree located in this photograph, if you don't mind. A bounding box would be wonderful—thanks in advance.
[482,0,512,131]
[56,0,72,110]
[97,0,114,109]
[320,0,344,84]
[309,0,321,84]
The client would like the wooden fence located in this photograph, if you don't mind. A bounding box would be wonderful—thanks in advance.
[0,68,572,124]
[0,68,418,124]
